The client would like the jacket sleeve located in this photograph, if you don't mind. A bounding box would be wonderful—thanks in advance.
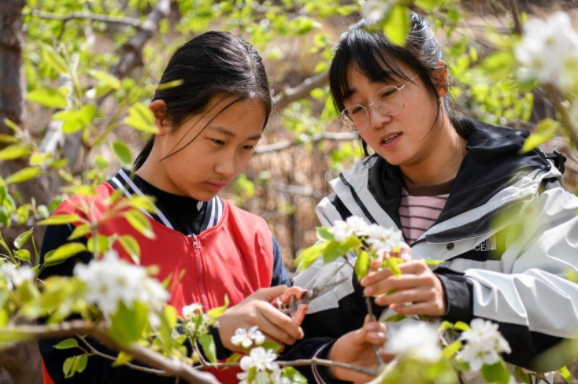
[443,186,578,371]
[38,224,174,384]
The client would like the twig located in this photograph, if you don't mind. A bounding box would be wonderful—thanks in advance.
[505,0,523,35]
[215,358,377,377]
[365,296,385,367]
[274,73,329,111]
[0,320,222,384]
[544,85,578,149]
[255,131,357,154]
[26,10,142,27]
[77,335,170,376]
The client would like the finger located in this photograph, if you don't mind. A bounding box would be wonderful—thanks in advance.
[291,304,308,325]
[369,253,384,272]
[397,260,428,274]
[261,304,304,341]
[252,285,289,301]
[374,288,431,306]
[360,268,393,288]
[363,274,426,296]
[366,330,386,345]
[256,314,298,346]
[389,302,442,317]
[279,286,308,303]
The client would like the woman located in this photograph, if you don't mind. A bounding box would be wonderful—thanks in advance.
[284,13,578,383]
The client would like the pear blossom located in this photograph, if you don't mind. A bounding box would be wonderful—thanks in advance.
[459,319,511,372]
[237,347,280,384]
[73,250,169,319]
[364,224,404,254]
[515,12,578,91]
[0,263,34,291]
[361,0,398,23]
[232,326,266,349]
[385,322,442,362]
[182,303,203,320]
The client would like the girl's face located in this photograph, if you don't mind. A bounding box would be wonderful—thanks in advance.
[157,96,266,201]
[344,65,443,169]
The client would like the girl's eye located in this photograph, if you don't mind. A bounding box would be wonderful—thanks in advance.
[378,88,397,100]
[350,106,364,115]
[211,139,225,146]
[243,145,256,151]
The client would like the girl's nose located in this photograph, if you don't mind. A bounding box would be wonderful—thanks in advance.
[368,105,393,130]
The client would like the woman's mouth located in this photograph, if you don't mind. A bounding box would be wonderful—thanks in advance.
[205,182,227,192]
[380,133,402,148]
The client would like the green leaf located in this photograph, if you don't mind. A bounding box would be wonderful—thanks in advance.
[383,5,411,46]
[383,313,406,322]
[515,366,532,384]
[481,360,510,384]
[207,295,229,319]
[38,214,81,226]
[316,227,335,241]
[225,353,243,365]
[109,302,148,346]
[118,235,140,264]
[63,356,74,378]
[68,224,91,240]
[198,334,217,363]
[27,87,68,108]
[52,104,97,134]
[125,210,155,239]
[481,51,516,80]
[385,257,402,277]
[423,258,444,267]
[453,321,471,331]
[125,103,159,134]
[5,167,42,184]
[355,250,370,282]
[260,340,282,353]
[54,338,79,350]
[520,118,559,153]
[89,70,121,90]
[442,340,462,359]
[112,141,133,167]
[42,45,69,75]
[156,79,184,90]
[87,235,109,254]
[281,367,308,383]
[77,354,88,373]
[163,305,178,329]
[557,366,572,384]
[16,204,30,224]
[45,243,87,266]
[112,351,133,367]
[0,144,32,160]
[14,228,33,249]
[0,329,33,343]
[127,195,156,213]
[14,249,30,261]
[295,242,327,271]
[415,0,442,10]
[0,133,19,144]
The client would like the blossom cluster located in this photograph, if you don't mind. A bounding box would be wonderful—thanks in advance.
[73,250,169,322]
[385,322,442,362]
[459,318,511,371]
[0,263,34,291]
[232,326,266,349]
[181,302,218,338]
[237,347,290,384]
[515,12,578,92]
[361,0,398,23]
[329,216,404,254]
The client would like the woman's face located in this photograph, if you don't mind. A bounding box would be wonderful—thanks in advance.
[344,65,443,168]
[158,96,266,201]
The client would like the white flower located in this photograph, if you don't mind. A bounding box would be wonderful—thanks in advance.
[73,250,169,320]
[364,225,403,254]
[328,216,373,242]
[361,0,398,23]
[515,12,578,91]
[182,303,203,319]
[239,347,279,372]
[459,319,511,372]
[248,325,266,345]
[0,263,34,290]
[232,328,254,349]
[329,220,354,242]
[385,322,441,362]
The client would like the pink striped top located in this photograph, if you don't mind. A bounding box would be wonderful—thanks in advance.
[399,177,454,244]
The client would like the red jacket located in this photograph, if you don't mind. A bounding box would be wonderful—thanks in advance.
[42,182,274,384]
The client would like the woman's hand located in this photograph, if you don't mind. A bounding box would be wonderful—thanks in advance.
[327,318,391,383]
[218,285,305,353]
[360,260,447,317]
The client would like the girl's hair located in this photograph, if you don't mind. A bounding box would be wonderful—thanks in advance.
[329,13,466,155]
[134,31,272,169]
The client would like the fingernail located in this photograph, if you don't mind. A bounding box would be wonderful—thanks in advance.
[364,288,372,296]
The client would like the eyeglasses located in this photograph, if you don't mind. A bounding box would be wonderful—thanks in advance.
[339,74,419,133]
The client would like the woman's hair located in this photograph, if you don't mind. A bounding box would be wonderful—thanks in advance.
[329,13,465,155]
[134,31,272,169]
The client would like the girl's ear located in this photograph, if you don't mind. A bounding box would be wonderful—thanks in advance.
[149,100,171,135]
[433,61,449,98]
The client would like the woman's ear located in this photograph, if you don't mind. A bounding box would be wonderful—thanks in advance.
[433,61,449,98]
[149,100,171,135]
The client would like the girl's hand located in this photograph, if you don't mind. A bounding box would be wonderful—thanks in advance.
[360,260,447,317]
[327,317,391,382]
[218,285,305,353]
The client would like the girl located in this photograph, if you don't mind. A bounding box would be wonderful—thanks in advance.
[38,31,305,384]
[285,13,578,383]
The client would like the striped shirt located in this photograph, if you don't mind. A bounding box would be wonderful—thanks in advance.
[399,177,455,244]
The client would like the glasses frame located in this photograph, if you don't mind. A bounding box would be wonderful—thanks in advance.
[339,73,420,133]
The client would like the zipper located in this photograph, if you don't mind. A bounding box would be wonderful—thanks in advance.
[191,234,209,310]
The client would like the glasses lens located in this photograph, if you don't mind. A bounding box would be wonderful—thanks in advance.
[374,86,404,115]
[340,106,367,132]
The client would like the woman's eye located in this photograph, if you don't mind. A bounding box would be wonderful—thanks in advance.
[350,106,364,115]
[379,89,397,100]
[243,145,256,151]
[211,139,225,146]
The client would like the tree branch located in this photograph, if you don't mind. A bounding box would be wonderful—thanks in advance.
[26,10,142,28]
[1,320,222,384]
[505,0,523,35]
[274,72,329,111]
[254,131,357,154]
[545,85,578,149]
